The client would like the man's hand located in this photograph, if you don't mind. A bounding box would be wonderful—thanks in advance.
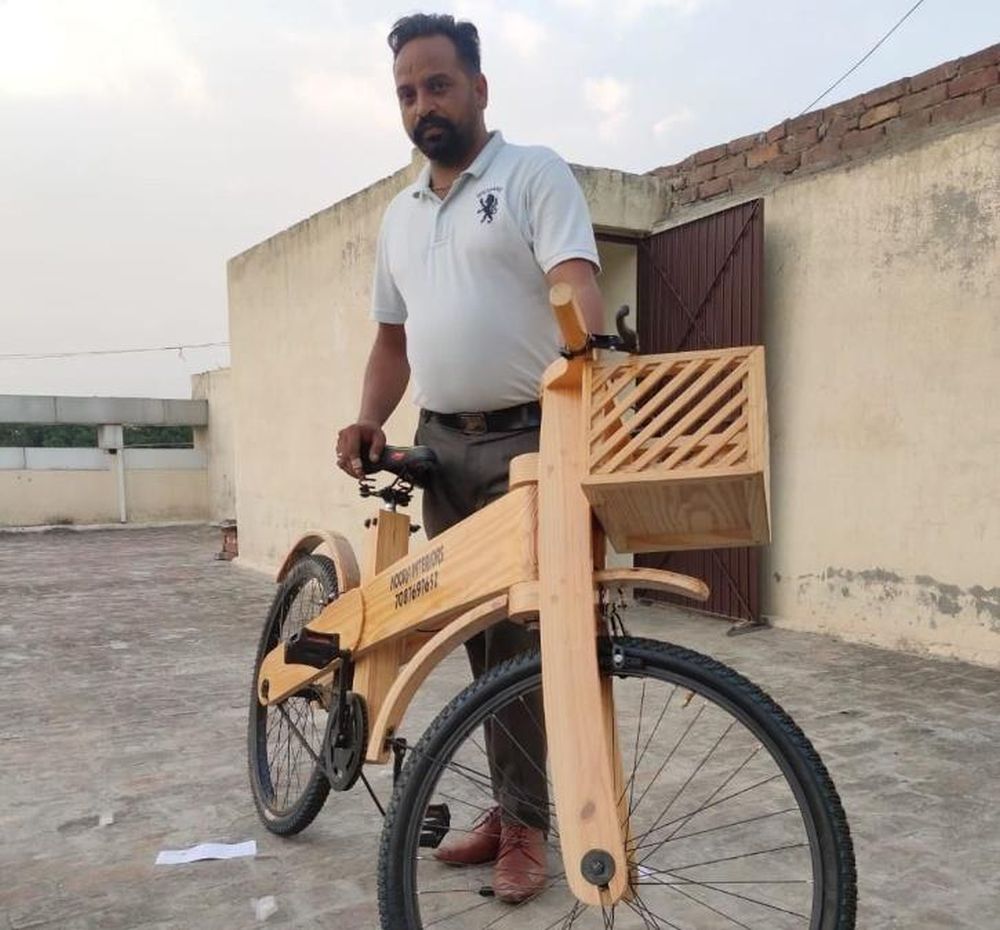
[336,420,386,478]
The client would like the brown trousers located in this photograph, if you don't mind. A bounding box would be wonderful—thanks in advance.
[415,413,550,831]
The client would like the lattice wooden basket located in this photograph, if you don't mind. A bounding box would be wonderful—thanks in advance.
[583,345,770,554]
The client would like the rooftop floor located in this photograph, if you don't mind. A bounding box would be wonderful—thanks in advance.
[1,525,998,929]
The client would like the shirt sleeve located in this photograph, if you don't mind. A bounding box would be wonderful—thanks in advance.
[370,217,407,324]
[526,155,601,275]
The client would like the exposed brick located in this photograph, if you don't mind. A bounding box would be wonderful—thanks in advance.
[930,93,985,126]
[824,94,866,120]
[840,124,886,151]
[781,128,819,154]
[694,143,729,165]
[714,153,746,175]
[800,138,843,169]
[765,121,787,143]
[863,78,909,108]
[987,84,1000,110]
[957,44,1000,74]
[728,169,760,189]
[859,101,900,129]
[698,176,731,199]
[746,141,781,169]
[899,82,948,115]
[690,161,716,183]
[883,110,932,137]
[910,61,959,93]
[727,132,763,154]
[652,163,682,178]
[769,153,802,174]
[786,110,824,134]
[819,114,858,141]
[675,185,698,205]
[948,66,998,98]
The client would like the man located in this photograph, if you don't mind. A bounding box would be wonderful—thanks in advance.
[336,12,604,903]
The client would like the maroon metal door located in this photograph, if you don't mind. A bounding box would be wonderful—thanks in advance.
[634,198,764,624]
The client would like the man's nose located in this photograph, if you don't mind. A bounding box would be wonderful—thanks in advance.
[415,90,436,118]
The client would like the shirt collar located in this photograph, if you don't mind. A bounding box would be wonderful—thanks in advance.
[411,130,505,199]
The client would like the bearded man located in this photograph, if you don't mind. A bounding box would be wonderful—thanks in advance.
[336,12,604,903]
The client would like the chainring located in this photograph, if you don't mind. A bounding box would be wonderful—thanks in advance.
[324,691,368,792]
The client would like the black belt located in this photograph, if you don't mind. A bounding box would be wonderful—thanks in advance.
[421,401,541,434]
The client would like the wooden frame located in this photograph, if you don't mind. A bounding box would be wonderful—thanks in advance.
[256,283,770,907]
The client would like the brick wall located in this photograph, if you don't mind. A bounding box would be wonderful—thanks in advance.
[650,43,1000,207]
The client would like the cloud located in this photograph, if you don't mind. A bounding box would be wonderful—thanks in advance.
[283,21,400,132]
[0,0,206,105]
[292,71,399,131]
[500,11,547,59]
[653,106,695,137]
[585,76,631,140]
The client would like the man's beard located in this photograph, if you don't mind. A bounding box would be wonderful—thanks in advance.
[412,115,474,166]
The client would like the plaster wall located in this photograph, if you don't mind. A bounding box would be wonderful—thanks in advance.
[0,449,209,526]
[0,467,208,525]
[751,119,1000,664]
[193,368,237,522]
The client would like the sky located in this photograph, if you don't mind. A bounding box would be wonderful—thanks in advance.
[1,0,997,398]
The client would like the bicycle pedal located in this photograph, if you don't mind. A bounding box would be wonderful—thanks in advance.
[284,629,342,669]
[418,803,451,848]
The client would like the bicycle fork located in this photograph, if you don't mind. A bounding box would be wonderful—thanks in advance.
[537,339,630,907]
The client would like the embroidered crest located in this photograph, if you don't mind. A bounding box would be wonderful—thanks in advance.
[476,192,499,224]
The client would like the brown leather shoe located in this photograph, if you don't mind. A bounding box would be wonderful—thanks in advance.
[433,806,502,865]
[493,822,547,903]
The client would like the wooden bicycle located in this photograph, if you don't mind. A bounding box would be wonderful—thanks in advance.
[247,284,857,929]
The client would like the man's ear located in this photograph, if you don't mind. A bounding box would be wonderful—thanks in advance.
[475,73,488,109]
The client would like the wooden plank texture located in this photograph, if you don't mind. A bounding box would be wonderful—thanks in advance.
[538,356,628,905]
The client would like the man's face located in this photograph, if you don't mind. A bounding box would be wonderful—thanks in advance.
[393,35,487,166]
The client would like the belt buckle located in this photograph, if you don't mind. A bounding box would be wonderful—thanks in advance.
[456,412,487,434]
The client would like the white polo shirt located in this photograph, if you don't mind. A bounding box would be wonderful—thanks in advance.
[370,131,600,414]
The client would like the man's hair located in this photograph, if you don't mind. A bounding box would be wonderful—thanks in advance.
[387,13,481,74]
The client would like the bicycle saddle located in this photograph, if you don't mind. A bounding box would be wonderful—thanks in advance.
[362,444,438,488]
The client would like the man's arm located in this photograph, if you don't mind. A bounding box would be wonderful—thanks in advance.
[546,258,605,334]
[336,323,409,477]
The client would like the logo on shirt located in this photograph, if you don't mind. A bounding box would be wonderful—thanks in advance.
[476,187,502,224]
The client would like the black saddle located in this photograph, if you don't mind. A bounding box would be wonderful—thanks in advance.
[362,444,438,488]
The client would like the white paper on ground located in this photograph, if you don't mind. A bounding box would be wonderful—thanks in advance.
[253,896,278,921]
[155,840,257,865]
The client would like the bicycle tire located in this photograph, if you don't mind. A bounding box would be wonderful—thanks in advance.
[378,636,856,929]
[247,554,338,835]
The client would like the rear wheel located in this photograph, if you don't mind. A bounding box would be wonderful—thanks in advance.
[378,637,856,929]
[247,555,338,835]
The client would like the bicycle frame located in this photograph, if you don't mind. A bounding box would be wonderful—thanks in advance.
[255,284,711,906]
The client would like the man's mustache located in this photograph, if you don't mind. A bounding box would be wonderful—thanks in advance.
[414,116,455,140]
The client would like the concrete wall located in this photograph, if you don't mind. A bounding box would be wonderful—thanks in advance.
[227,153,659,574]
[654,117,1000,665]
[227,113,999,667]
[227,155,423,573]
[192,368,237,522]
[0,449,209,525]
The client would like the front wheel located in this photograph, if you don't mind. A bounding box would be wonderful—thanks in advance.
[378,636,856,929]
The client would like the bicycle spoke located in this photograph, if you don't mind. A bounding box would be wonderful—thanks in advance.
[381,639,848,929]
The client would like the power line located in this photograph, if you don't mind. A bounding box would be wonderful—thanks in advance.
[798,0,930,116]
[0,341,229,361]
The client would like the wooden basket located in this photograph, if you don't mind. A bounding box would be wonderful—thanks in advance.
[583,346,770,554]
